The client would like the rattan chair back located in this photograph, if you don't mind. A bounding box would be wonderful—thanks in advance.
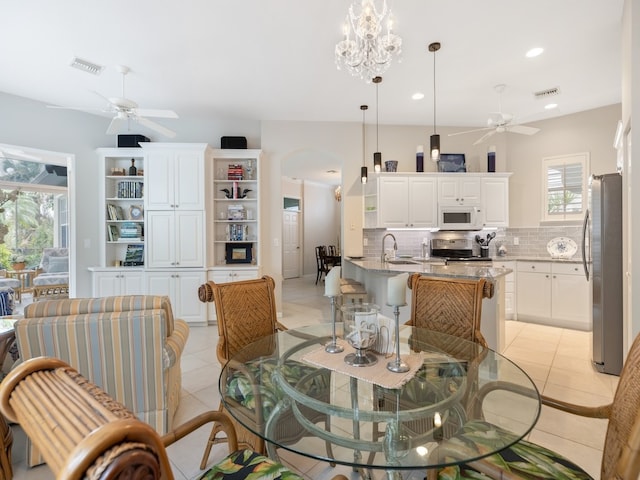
[600,331,640,479]
[407,274,488,348]
[211,276,280,364]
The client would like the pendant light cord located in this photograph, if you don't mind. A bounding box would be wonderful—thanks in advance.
[376,82,379,151]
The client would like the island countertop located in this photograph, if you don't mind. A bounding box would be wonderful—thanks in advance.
[344,257,512,279]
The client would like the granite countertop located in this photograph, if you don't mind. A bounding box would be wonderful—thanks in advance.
[493,255,585,264]
[344,258,511,279]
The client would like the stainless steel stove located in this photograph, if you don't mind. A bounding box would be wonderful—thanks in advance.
[430,237,492,263]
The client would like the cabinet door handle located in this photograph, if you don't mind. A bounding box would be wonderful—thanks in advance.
[545,275,550,278]
[531,266,535,269]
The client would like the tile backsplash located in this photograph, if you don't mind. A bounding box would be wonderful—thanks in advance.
[362,225,584,259]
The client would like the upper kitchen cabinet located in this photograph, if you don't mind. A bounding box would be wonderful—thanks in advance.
[366,174,437,228]
[437,175,481,205]
[142,143,210,211]
[481,174,512,227]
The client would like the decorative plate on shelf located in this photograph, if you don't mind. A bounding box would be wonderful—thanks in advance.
[547,237,578,259]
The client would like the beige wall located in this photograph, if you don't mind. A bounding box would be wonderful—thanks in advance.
[506,104,620,227]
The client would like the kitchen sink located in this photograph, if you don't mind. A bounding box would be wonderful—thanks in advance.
[387,259,418,265]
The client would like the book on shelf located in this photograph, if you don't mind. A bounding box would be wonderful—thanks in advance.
[116,180,144,199]
[107,204,125,220]
[124,244,144,266]
[227,164,244,180]
[227,204,246,220]
[108,225,119,242]
[225,223,249,241]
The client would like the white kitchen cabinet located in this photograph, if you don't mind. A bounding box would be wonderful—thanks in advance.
[143,143,209,211]
[374,175,438,228]
[437,176,481,205]
[516,261,590,330]
[90,268,145,297]
[551,263,591,329]
[146,210,204,268]
[146,269,207,324]
[481,176,510,227]
[495,260,516,319]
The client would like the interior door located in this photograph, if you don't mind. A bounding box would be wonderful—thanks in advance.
[283,210,300,279]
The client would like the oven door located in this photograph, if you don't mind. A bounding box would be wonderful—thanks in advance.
[438,205,482,230]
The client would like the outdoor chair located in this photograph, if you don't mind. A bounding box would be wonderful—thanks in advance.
[32,247,69,300]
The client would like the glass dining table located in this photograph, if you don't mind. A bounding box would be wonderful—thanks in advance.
[218,323,540,478]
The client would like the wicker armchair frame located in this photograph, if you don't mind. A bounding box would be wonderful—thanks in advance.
[198,275,333,466]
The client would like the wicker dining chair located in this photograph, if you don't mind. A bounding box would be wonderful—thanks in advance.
[432,330,640,480]
[0,357,349,480]
[198,276,334,466]
[406,274,490,349]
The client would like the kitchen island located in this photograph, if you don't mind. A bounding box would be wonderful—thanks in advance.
[342,258,512,353]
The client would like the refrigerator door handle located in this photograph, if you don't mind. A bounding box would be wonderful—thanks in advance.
[582,208,590,281]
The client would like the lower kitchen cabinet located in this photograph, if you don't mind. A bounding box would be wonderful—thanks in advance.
[146,269,207,325]
[495,261,516,319]
[90,268,145,297]
[516,261,590,330]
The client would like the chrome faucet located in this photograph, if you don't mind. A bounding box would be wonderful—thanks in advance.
[381,233,398,263]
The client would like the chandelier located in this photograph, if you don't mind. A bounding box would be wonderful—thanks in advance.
[335,0,402,82]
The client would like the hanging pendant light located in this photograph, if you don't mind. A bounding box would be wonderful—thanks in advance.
[373,76,382,173]
[429,42,441,161]
[361,104,369,184]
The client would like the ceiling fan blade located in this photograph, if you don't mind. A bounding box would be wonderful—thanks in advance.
[106,116,127,135]
[473,130,497,145]
[47,105,107,113]
[448,127,492,137]
[135,108,178,119]
[135,116,176,138]
[507,124,540,135]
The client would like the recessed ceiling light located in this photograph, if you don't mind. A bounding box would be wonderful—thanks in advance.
[412,92,425,100]
[526,47,544,58]
[544,103,558,110]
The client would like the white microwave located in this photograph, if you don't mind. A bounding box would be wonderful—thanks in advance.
[438,205,483,230]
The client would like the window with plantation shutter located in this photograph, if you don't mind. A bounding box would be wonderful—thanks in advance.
[542,153,589,222]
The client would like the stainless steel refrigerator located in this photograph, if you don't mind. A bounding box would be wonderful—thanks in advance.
[582,173,623,375]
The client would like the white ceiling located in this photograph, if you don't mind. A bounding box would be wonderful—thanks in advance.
[0,1,623,128]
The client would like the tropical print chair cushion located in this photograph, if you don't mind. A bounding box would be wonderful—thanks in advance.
[225,358,329,417]
[199,449,303,480]
[438,420,592,480]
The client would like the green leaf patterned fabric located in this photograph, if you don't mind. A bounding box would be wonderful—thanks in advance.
[198,449,303,480]
[225,358,329,419]
[438,420,593,480]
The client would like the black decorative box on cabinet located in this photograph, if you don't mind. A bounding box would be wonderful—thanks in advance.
[118,135,150,148]
[221,136,247,149]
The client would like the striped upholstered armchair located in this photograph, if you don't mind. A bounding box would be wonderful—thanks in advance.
[14,295,189,466]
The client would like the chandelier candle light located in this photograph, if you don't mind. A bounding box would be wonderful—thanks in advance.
[325,266,344,353]
[387,272,410,373]
[335,0,402,82]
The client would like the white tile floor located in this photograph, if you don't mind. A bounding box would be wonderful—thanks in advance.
[9,276,617,479]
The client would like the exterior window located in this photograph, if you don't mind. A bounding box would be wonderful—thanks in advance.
[542,152,589,222]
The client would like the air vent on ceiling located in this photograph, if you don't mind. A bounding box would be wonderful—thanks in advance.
[534,87,560,99]
[69,57,104,75]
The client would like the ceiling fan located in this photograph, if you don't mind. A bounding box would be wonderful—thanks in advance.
[449,84,540,145]
[48,65,178,138]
